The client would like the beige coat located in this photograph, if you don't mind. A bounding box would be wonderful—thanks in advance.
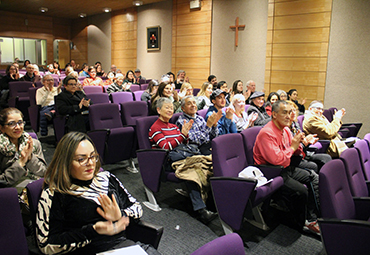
[303,111,347,157]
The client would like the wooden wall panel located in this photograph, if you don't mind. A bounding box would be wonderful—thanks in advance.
[265,0,333,107]
[71,18,88,67]
[171,0,212,89]
[111,8,137,72]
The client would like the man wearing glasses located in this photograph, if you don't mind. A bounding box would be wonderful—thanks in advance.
[303,100,347,157]
[36,75,62,136]
[56,76,90,133]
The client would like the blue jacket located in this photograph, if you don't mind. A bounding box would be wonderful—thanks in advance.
[206,105,237,135]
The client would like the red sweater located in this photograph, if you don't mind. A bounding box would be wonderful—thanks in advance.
[149,118,187,150]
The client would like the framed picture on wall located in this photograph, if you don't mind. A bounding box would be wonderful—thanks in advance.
[147,26,161,51]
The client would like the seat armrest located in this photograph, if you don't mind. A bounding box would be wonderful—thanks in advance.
[353,197,370,220]
[87,129,110,162]
[366,181,370,196]
[253,164,283,179]
[126,220,163,249]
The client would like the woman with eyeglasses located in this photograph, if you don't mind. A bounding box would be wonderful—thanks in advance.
[0,108,46,187]
[37,132,160,255]
[56,76,90,133]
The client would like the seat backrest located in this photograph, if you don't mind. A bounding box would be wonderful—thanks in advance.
[212,133,247,177]
[297,115,304,131]
[83,86,103,94]
[89,103,123,130]
[140,83,149,91]
[136,116,158,150]
[9,81,33,98]
[193,88,200,96]
[121,101,148,126]
[364,133,370,144]
[130,84,140,92]
[354,139,370,180]
[190,233,245,255]
[323,109,332,122]
[169,112,182,124]
[197,109,207,119]
[133,90,144,101]
[86,93,110,105]
[244,104,250,112]
[34,81,43,88]
[240,126,262,165]
[0,188,29,255]
[319,159,356,219]
[29,87,38,106]
[110,91,134,104]
[26,178,44,244]
[340,148,368,197]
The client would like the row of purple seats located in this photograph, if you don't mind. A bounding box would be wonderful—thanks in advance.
[318,139,370,254]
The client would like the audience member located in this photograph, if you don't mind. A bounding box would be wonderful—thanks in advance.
[244,80,256,103]
[196,82,213,109]
[265,92,280,116]
[205,89,237,135]
[229,94,258,132]
[104,71,115,86]
[22,60,30,70]
[303,100,347,157]
[207,75,218,90]
[175,70,187,89]
[70,59,79,70]
[0,65,20,109]
[96,64,106,77]
[36,74,62,136]
[149,97,216,224]
[288,89,306,114]
[33,64,43,78]
[216,81,230,106]
[254,100,320,234]
[247,91,271,126]
[178,82,193,100]
[56,77,90,133]
[0,108,46,187]
[141,80,159,102]
[65,66,74,77]
[176,96,220,155]
[37,132,160,255]
[277,90,288,101]
[124,70,139,85]
[53,61,60,72]
[106,74,131,94]
[134,69,146,81]
[79,63,89,77]
[231,80,243,98]
[82,67,104,89]
[110,64,117,75]
[150,82,180,115]
[11,62,23,78]
[20,64,41,83]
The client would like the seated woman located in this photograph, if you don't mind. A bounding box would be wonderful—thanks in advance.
[22,59,30,70]
[104,71,115,86]
[178,82,193,100]
[37,132,160,255]
[106,74,131,94]
[96,64,106,77]
[265,92,280,116]
[53,61,61,73]
[196,82,213,109]
[230,80,244,100]
[0,108,46,188]
[0,64,20,109]
[141,79,159,102]
[149,97,216,224]
[150,82,180,115]
[124,70,139,85]
[229,94,258,132]
[79,63,89,77]
[287,89,306,114]
[45,64,59,76]
[82,67,104,90]
[277,89,288,101]
[246,91,271,126]
[56,77,90,133]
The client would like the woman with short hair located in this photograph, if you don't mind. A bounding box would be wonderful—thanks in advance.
[246,91,271,126]
[141,79,159,102]
[82,67,104,89]
[229,94,258,132]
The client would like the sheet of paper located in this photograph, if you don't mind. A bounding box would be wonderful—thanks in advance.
[97,245,147,255]
[16,179,34,188]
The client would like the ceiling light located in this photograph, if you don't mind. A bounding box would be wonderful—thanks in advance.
[103,8,112,13]
[133,1,143,6]
[78,13,87,18]
[39,7,48,13]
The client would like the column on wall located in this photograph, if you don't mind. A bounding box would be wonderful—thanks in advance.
[171,0,212,88]
[71,18,88,67]
[265,0,333,107]
[111,8,137,73]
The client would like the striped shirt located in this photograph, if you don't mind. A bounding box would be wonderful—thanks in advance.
[149,118,187,150]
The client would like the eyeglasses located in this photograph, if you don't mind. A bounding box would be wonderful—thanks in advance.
[74,154,99,166]
[4,120,26,128]
[67,83,78,87]
[313,107,324,112]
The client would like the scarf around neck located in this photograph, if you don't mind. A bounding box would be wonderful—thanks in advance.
[0,132,32,157]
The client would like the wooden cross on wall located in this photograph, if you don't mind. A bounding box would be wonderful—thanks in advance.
[230,17,245,47]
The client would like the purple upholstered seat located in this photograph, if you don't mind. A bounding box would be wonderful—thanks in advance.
[140,83,149,91]
[297,115,304,131]
[83,86,103,94]
[110,91,134,104]
[121,101,148,126]
[340,148,369,197]
[89,103,135,164]
[364,133,370,144]
[28,87,40,132]
[193,88,200,96]
[133,90,144,101]
[212,133,283,233]
[196,109,207,119]
[130,84,140,92]
[190,233,245,255]
[169,112,181,124]
[354,139,370,180]
[86,93,110,105]
[9,81,33,120]
[0,188,29,255]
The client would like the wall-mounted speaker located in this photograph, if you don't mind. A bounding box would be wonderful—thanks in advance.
[190,0,201,10]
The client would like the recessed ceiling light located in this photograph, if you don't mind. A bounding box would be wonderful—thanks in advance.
[78,13,87,18]
[39,7,48,13]
[133,1,143,6]
[103,8,112,13]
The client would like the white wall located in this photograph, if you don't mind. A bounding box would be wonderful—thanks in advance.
[211,0,268,91]
[137,0,172,80]
[87,13,111,71]
[325,0,370,137]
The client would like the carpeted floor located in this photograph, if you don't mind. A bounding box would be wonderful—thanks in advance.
[35,126,326,255]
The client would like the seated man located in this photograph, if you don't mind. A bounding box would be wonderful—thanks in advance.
[303,100,347,158]
[254,100,320,234]
[20,64,41,83]
[205,89,237,135]
[36,74,61,136]
[176,96,221,155]
[149,97,217,224]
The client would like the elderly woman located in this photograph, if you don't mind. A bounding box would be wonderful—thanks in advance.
[104,71,115,86]
[0,108,46,188]
[196,82,213,109]
[36,74,62,136]
[106,74,131,94]
[141,79,159,102]
[56,77,90,133]
[82,67,104,89]
[230,94,258,132]
[288,89,306,114]
[277,89,288,101]
[150,82,180,115]
[246,91,271,126]
[265,92,280,116]
[37,132,160,255]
